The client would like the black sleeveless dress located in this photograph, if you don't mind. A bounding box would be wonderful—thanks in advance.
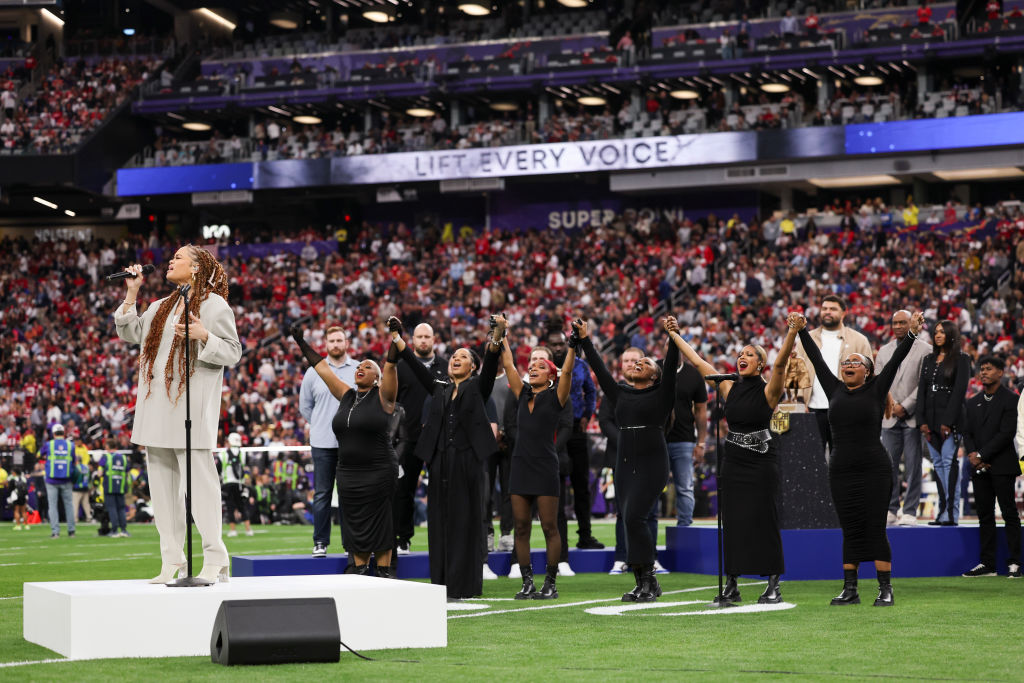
[722,376,784,576]
[333,387,399,553]
[509,386,562,497]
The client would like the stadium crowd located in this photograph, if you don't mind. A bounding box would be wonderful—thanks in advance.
[2,195,1023,529]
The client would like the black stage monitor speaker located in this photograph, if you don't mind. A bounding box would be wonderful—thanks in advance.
[210,597,341,665]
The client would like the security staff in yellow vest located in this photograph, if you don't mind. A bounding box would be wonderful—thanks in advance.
[103,451,131,537]
[253,472,276,524]
[40,424,78,538]
[218,433,253,537]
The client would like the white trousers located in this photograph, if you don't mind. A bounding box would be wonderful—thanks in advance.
[146,447,228,567]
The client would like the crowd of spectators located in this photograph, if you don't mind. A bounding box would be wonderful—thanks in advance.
[0,56,158,155]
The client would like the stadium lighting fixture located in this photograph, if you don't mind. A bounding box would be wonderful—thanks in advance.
[293,114,323,125]
[33,196,58,210]
[558,0,589,7]
[808,174,900,188]
[577,95,607,106]
[65,209,76,217]
[458,3,491,16]
[760,82,790,93]
[489,102,519,111]
[182,121,212,131]
[270,11,301,29]
[40,8,64,27]
[853,74,883,86]
[669,89,699,100]
[933,167,1024,181]
[406,107,436,117]
[362,6,394,22]
[198,8,237,31]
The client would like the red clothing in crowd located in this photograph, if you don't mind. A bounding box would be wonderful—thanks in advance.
[917,4,932,23]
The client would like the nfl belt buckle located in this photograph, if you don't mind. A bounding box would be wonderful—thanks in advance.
[769,410,790,435]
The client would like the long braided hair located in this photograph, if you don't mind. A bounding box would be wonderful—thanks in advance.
[139,246,229,403]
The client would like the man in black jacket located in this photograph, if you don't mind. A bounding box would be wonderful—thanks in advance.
[394,323,448,554]
[961,356,1021,578]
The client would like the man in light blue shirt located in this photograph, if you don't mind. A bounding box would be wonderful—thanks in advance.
[299,325,358,558]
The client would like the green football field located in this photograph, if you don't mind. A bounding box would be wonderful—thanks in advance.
[3,520,1022,681]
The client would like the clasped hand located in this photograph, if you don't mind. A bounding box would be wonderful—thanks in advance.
[174,312,209,343]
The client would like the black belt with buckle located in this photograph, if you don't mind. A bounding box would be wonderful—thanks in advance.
[726,429,771,454]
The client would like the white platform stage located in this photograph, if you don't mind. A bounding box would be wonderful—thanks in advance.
[23,575,447,661]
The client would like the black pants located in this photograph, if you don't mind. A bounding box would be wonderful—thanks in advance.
[973,472,1021,568]
[813,408,833,455]
[486,445,512,537]
[566,429,593,538]
[393,441,423,544]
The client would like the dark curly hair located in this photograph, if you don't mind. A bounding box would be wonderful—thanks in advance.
[139,246,229,403]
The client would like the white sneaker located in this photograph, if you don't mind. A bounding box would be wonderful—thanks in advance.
[397,541,411,555]
[557,561,575,577]
[508,563,522,579]
[608,560,627,575]
[886,512,898,526]
[226,530,238,538]
[486,533,495,552]
[898,515,917,526]
[653,560,670,575]
[497,534,514,552]
[482,563,498,580]
[245,529,254,536]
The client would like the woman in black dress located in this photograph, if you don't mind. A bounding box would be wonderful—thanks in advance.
[391,319,500,600]
[799,311,924,606]
[288,321,400,577]
[578,316,678,602]
[915,320,970,525]
[670,312,805,604]
[493,316,575,600]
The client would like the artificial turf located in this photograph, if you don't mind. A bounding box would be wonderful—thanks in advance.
[2,521,1021,681]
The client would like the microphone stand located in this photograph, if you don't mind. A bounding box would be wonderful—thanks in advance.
[708,377,734,608]
[167,283,213,588]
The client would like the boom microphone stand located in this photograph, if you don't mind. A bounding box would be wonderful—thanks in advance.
[708,377,734,608]
[167,283,213,588]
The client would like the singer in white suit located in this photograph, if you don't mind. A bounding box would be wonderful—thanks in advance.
[113,246,241,583]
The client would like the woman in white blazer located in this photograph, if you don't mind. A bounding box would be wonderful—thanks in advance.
[114,245,241,583]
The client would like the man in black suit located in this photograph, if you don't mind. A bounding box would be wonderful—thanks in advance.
[960,355,1021,579]
[393,323,448,555]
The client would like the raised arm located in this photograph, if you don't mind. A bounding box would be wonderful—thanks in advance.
[797,328,841,398]
[668,325,719,380]
[379,322,402,411]
[575,319,619,403]
[659,318,681,403]
[875,312,924,399]
[287,324,352,400]
[490,315,522,398]
[478,344,500,400]
[556,344,575,407]
[765,313,805,409]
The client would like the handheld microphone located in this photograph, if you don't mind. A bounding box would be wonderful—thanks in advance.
[106,264,155,282]
[705,373,739,382]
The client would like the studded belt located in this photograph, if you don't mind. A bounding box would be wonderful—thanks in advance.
[726,429,772,454]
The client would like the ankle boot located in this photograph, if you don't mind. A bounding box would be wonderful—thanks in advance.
[831,569,860,605]
[376,565,397,579]
[622,566,643,602]
[758,575,782,604]
[716,574,741,603]
[345,563,370,575]
[874,571,893,606]
[514,565,537,599]
[636,564,661,602]
[533,565,558,600]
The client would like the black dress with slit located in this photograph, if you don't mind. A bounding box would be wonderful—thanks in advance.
[721,375,784,576]
[581,337,677,565]
[333,386,398,553]
[508,386,563,497]
[798,328,915,564]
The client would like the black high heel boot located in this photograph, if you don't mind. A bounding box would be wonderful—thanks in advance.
[636,564,661,602]
[533,565,559,600]
[622,566,643,602]
[831,568,860,605]
[514,565,537,599]
[758,575,782,604]
[376,565,397,579]
[345,563,370,575]
[873,571,894,606]
[719,574,741,602]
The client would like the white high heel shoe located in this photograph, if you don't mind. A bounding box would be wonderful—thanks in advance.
[197,564,230,583]
[149,563,186,584]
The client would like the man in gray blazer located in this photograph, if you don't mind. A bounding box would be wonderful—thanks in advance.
[876,310,931,526]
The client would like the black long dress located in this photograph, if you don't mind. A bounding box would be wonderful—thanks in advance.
[401,346,499,599]
[722,376,784,576]
[333,386,398,553]
[508,386,562,497]
[798,328,915,564]
[582,337,678,565]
